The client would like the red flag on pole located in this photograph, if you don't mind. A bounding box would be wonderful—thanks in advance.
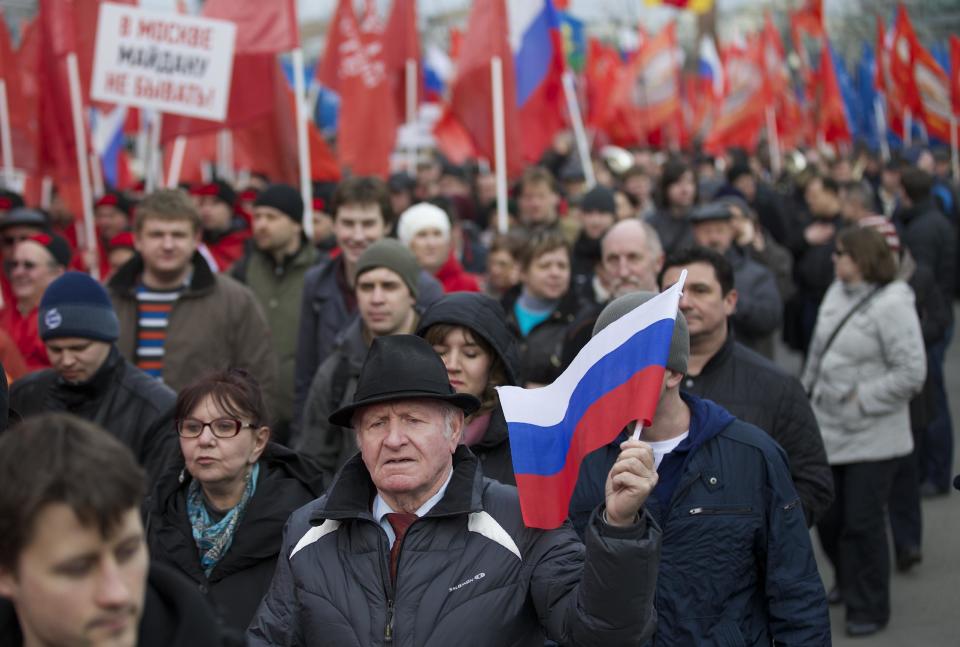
[382,0,421,125]
[316,0,396,177]
[607,22,681,146]
[950,35,960,115]
[433,0,521,176]
[202,0,299,54]
[704,36,766,155]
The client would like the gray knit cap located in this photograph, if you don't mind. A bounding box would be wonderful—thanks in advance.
[593,291,688,374]
[355,239,420,299]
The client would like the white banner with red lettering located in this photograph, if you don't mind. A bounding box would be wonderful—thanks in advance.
[90,3,236,121]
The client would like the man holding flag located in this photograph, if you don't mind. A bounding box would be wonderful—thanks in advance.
[566,291,830,645]
[249,334,659,646]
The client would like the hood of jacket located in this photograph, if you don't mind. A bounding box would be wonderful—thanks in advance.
[417,292,520,385]
[109,251,216,298]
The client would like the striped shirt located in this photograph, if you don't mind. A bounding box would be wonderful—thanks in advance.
[135,284,185,380]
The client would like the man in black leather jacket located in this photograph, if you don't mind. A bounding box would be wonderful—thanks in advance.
[8,272,177,485]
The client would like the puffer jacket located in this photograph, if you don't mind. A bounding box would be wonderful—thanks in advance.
[248,446,660,647]
[801,280,926,465]
[569,394,830,646]
[146,443,325,634]
[9,346,177,485]
[681,333,833,526]
[416,292,521,485]
[293,255,444,424]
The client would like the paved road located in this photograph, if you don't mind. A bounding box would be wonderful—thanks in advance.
[806,309,960,646]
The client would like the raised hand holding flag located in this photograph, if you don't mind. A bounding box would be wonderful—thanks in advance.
[497,271,687,529]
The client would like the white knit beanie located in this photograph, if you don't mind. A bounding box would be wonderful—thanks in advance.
[397,202,451,246]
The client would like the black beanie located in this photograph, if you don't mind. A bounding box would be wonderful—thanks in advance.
[39,272,120,342]
[579,186,616,214]
[254,184,304,224]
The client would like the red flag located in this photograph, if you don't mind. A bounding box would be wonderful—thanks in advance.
[203,0,299,54]
[875,14,905,138]
[382,0,421,122]
[434,0,521,177]
[911,39,953,143]
[317,0,396,177]
[585,38,622,133]
[950,35,960,115]
[606,22,681,146]
[761,12,788,104]
[814,41,851,145]
[888,5,923,116]
[704,36,766,155]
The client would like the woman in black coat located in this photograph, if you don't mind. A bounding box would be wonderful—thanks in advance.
[417,292,521,485]
[145,369,325,633]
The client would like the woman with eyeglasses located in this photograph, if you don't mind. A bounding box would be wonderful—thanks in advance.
[801,227,926,638]
[145,368,324,635]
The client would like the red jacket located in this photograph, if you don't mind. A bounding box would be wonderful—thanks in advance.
[435,253,480,293]
[204,224,251,273]
[0,305,49,373]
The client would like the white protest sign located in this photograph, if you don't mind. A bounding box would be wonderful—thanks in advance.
[90,3,236,121]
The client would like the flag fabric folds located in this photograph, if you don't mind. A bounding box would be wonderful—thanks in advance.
[498,276,685,530]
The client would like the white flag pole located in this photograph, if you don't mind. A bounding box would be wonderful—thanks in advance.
[292,47,314,241]
[491,56,508,235]
[167,136,187,188]
[875,96,890,162]
[765,106,781,179]
[951,114,959,184]
[562,71,596,189]
[89,151,104,197]
[148,112,164,192]
[215,127,232,184]
[0,80,15,189]
[405,58,418,174]
[66,52,99,280]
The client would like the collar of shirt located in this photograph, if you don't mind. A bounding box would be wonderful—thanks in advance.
[373,468,454,546]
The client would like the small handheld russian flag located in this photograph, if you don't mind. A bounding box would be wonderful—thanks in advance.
[497,273,686,529]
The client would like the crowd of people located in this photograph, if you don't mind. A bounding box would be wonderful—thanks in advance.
[0,138,956,645]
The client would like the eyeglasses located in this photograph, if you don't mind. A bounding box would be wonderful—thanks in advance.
[2,235,30,247]
[176,418,256,438]
[5,259,38,271]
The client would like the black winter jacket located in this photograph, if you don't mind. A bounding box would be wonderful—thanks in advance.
[680,334,834,526]
[503,286,591,386]
[248,446,661,646]
[895,197,957,311]
[9,346,177,484]
[570,394,830,646]
[145,443,325,634]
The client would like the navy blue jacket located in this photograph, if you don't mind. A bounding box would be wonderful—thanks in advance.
[570,394,830,647]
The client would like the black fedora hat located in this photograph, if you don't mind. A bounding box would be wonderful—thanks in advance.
[329,335,481,428]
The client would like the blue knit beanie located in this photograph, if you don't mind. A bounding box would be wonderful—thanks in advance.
[39,272,120,342]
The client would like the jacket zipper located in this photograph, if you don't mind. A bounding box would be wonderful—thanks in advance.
[688,506,753,516]
[384,598,395,642]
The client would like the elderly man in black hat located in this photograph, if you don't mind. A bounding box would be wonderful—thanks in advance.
[249,334,661,647]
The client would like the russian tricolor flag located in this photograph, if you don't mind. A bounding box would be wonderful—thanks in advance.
[498,275,686,529]
[508,0,566,162]
[698,34,724,100]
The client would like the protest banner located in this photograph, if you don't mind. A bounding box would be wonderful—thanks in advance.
[90,3,236,121]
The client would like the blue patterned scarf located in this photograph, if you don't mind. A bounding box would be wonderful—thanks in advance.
[186,462,260,577]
